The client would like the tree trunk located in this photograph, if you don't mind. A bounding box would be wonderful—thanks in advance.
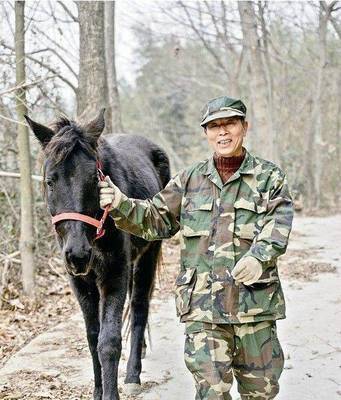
[15,0,35,296]
[305,3,329,209]
[238,1,273,161]
[104,1,123,133]
[77,1,108,128]
[335,73,341,209]
[257,1,277,163]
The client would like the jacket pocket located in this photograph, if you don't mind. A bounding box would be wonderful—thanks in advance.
[174,267,197,317]
[182,196,213,237]
[234,197,267,240]
[238,277,279,317]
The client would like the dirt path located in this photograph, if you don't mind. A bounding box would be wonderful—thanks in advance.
[1,215,340,400]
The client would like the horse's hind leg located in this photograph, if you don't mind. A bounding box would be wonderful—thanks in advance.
[124,242,161,390]
[70,276,102,400]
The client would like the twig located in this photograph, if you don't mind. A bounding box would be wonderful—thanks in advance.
[52,257,63,265]
[48,258,67,282]
[56,1,79,22]
[0,251,20,261]
[0,75,57,97]
[0,113,27,126]
[1,41,77,93]
[0,180,18,219]
[0,259,10,308]
[0,171,43,182]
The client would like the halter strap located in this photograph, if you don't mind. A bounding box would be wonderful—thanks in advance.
[51,159,110,240]
[52,213,102,228]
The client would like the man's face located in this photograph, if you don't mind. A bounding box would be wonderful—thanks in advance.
[205,117,248,157]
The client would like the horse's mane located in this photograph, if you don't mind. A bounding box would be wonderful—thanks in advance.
[45,116,97,166]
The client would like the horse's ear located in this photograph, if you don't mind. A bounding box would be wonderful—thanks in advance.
[24,115,54,148]
[82,108,106,141]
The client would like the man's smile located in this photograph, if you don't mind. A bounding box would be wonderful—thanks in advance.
[217,139,232,145]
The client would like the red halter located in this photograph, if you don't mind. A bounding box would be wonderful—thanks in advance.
[51,160,111,240]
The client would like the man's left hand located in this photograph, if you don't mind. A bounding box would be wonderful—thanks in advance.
[231,256,262,286]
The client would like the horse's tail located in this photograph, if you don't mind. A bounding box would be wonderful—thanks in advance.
[150,147,171,189]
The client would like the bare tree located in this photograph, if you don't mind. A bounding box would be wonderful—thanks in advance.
[322,0,341,38]
[105,1,123,133]
[305,1,335,208]
[257,1,277,161]
[15,0,35,295]
[77,1,108,124]
[238,1,274,161]
[157,1,243,96]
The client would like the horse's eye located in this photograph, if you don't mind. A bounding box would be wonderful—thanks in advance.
[46,179,53,187]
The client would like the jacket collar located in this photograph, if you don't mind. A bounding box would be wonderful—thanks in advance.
[200,147,257,188]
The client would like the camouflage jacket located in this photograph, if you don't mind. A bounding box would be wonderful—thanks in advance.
[111,148,294,324]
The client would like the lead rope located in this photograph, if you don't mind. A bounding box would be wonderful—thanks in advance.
[95,160,111,240]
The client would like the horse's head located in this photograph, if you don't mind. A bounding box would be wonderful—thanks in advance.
[26,110,106,276]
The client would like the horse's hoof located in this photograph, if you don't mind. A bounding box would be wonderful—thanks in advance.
[123,383,142,395]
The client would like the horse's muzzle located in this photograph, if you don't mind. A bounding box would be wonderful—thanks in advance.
[64,247,92,276]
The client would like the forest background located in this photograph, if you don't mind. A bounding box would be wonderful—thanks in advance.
[0,0,340,355]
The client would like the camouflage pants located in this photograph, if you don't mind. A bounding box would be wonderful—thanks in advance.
[184,320,284,400]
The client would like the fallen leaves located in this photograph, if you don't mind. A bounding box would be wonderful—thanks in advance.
[278,249,337,281]
[0,370,92,399]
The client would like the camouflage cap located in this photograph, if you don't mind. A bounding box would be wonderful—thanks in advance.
[200,96,247,127]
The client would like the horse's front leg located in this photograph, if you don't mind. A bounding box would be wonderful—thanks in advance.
[98,278,127,400]
[70,276,102,400]
[125,242,160,392]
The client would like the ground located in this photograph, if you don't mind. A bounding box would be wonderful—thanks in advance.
[0,214,341,400]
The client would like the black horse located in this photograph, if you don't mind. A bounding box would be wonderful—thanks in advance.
[25,110,170,400]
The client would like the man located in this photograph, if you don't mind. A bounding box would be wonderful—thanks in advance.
[99,96,294,400]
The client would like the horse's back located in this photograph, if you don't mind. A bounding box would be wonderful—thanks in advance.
[101,134,170,199]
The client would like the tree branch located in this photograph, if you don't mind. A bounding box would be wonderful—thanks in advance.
[178,1,230,77]
[0,113,28,126]
[31,46,78,79]
[32,24,78,62]
[0,171,43,182]
[57,0,78,22]
[0,75,57,97]
[0,41,78,94]
[318,1,341,39]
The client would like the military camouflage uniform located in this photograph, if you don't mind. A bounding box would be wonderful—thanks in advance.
[110,148,293,399]
[184,320,284,399]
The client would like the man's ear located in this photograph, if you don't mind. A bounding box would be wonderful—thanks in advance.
[242,120,248,136]
[24,115,55,148]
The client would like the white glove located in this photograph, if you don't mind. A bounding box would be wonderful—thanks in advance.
[231,256,263,286]
[98,176,123,210]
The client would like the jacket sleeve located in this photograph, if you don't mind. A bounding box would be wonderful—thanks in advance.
[245,170,294,269]
[109,174,184,241]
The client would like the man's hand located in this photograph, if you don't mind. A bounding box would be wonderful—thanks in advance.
[231,256,262,286]
[98,176,123,210]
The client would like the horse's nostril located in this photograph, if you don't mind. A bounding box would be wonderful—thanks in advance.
[64,247,91,270]
[72,254,89,265]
